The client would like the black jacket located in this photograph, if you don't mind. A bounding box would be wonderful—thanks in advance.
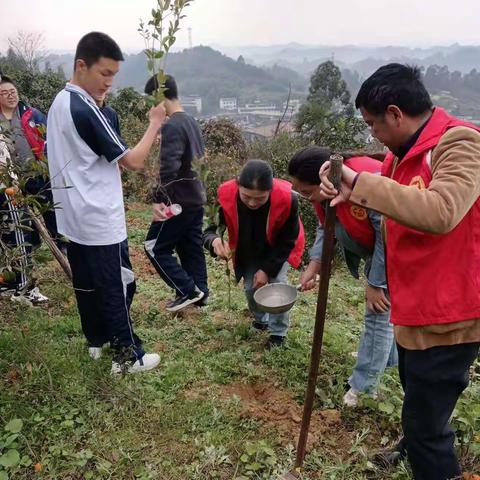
[152,111,206,208]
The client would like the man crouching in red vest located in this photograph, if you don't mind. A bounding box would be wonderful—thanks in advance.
[203,159,305,349]
[289,147,397,408]
[320,63,480,480]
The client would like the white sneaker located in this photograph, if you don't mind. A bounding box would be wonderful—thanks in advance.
[343,388,359,407]
[111,353,160,375]
[88,347,103,360]
[12,287,49,306]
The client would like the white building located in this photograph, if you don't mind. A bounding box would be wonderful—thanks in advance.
[219,97,237,110]
[238,101,279,115]
[282,99,302,115]
[181,95,202,114]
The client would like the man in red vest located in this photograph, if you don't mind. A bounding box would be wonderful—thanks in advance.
[288,147,397,407]
[203,160,305,349]
[320,63,480,480]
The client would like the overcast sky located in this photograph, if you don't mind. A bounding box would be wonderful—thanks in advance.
[2,0,480,53]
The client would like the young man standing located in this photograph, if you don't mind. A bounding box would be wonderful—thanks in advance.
[0,75,53,304]
[143,75,208,312]
[320,63,480,480]
[47,32,166,374]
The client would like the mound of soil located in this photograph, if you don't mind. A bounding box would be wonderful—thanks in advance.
[221,382,347,451]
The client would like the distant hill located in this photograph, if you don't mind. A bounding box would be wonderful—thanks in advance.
[41,43,480,118]
[43,46,307,114]
[217,43,480,75]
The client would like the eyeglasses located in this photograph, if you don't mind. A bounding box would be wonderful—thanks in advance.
[0,89,17,98]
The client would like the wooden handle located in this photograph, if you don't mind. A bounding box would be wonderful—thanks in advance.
[294,154,343,469]
[328,153,344,190]
[28,208,72,281]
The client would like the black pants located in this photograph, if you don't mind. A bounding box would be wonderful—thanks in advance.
[398,341,480,480]
[67,240,144,359]
[24,176,59,246]
[144,207,208,298]
[0,192,32,291]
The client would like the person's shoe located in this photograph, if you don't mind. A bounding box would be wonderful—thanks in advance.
[372,439,407,468]
[88,347,103,360]
[194,295,209,307]
[11,287,49,306]
[252,321,269,331]
[165,287,204,312]
[266,335,285,350]
[343,388,359,407]
[111,353,160,375]
[166,295,181,309]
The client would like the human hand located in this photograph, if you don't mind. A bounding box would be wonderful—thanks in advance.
[149,102,166,128]
[319,162,357,206]
[212,237,231,260]
[365,284,391,313]
[152,202,169,221]
[299,261,321,291]
[253,269,269,289]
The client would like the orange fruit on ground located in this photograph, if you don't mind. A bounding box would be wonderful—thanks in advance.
[4,187,17,196]
[34,462,42,472]
[0,275,5,284]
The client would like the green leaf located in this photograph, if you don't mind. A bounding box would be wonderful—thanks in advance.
[240,454,249,462]
[0,471,8,480]
[378,402,395,415]
[0,449,20,468]
[245,444,256,456]
[3,435,18,448]
[4,419,23,434]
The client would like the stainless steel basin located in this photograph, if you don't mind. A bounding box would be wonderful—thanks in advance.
[253,283,299,314]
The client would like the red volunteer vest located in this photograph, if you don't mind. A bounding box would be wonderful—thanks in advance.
[381,107,480,326]
[20,108,45,160]
[314,156,381,250]
[217,178,305,269]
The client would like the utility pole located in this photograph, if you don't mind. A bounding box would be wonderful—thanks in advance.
[188,27,193,49]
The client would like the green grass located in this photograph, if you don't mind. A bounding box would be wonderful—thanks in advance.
[0,202,478,479]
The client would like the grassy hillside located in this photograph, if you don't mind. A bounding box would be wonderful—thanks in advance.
[0,203,478,479]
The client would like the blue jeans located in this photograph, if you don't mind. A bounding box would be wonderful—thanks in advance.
[348,306,398,394]
[243,262,290,337]
[144,208,208,299]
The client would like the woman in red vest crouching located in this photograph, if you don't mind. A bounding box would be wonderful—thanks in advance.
[320,64,480,480]
[288,147,397,407]
[203,159,305,349]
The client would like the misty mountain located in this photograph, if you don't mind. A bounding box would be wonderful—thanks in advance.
[215,43,480,75]
[44,46,307,114]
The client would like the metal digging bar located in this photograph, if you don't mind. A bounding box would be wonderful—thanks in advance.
[278,154,344,479]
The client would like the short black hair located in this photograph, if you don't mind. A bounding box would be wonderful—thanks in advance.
[144,74,178,99]
[74,32,124,70]
[288,146,332,185]
[0,75,15,87]
[238,159,273,191]
[355,63,432,116]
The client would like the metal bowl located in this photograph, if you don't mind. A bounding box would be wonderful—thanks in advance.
[253,283,299,314]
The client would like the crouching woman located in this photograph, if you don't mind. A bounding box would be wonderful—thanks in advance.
[203,159,305,349]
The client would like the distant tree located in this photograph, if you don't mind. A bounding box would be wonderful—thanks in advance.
[237,55,246,65]
[200,118,248,201]
[7,31,45,71]
[109,87,148,121]
[296,61,365,149]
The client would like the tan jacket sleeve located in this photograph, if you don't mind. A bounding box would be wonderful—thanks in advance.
[350,126,480,234]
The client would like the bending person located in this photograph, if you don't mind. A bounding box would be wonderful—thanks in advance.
[289,147,397,406]
[204,160,305,349]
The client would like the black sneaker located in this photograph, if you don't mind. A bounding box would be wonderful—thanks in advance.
[372,439,407,468]
[194,295,209,307]
[252,321,268,331]
[166,295,181,309]
[266,335,285,350]
[166,287,204,313]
